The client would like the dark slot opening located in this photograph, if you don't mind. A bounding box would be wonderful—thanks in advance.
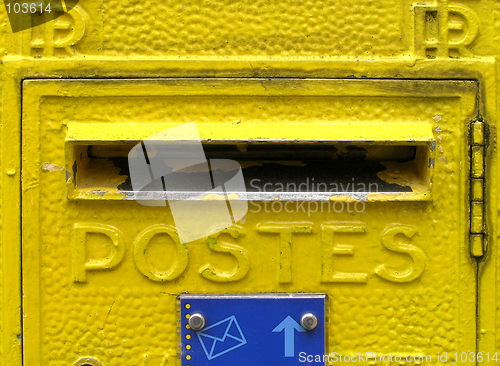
[69,141,431,200]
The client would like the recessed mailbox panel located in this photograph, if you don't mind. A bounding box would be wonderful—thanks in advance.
[22,79,478,365]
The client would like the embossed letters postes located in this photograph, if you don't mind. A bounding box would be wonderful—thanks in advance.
[71,222,427,285]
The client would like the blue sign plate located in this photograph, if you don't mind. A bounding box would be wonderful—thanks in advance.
[179,294,326,366]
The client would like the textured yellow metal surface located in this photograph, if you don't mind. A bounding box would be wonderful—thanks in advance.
[20,79,476,365]
[0,0,498,366]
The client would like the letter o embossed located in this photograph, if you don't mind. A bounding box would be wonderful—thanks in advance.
[133,225,189,282]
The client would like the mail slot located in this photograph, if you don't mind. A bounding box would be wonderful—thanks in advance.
[20,78,480,365]
[66,140,432,201]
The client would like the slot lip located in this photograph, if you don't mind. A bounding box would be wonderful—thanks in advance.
[65,123,435,144]
[71,189,432,202]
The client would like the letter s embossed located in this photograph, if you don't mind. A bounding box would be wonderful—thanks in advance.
[375,225,426,283]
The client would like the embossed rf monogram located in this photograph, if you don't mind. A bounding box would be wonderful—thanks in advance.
[30,4,86,57]
[414,0,479,58]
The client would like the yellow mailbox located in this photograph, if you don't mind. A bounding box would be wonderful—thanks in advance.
[0,1,498,366]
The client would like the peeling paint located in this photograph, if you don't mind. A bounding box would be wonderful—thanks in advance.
[201,193,240,200]
[329,194,368,202]
[41,163,64,172]
[433,114,442,122]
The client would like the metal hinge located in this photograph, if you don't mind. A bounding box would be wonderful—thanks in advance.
[470,120,485,257]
